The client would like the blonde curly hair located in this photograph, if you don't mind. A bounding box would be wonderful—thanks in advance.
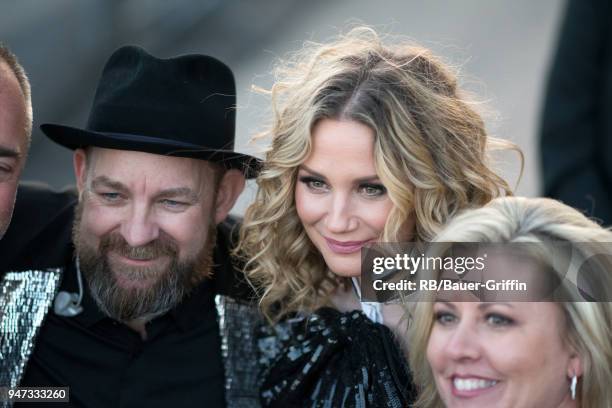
[408,197,612,408]
[237,26,519,321]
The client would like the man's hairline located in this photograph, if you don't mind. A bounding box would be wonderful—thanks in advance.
[0,46,31,105]
[0,63,30,162]
[0,46,33,149]
[81,147,226,194]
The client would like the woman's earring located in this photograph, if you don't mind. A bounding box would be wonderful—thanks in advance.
[570,375,577,400]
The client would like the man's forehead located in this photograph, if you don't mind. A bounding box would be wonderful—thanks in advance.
[88,147,214,171]
[0,65,27,154]
[0,60,13,81]
[86,147,215,189]
[0,62,21,98]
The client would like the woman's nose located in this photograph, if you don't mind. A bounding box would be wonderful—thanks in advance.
[324,192,358,233]
[444,320,482,362]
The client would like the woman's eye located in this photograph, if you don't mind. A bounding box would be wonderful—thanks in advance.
[299,176,328,192]
[485,313,514,327]
[434,311,457,325]
[360,183,386,197]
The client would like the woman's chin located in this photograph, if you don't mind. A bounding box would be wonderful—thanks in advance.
[327,263,362,278]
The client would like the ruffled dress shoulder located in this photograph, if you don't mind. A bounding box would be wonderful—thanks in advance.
[257,307,416,407]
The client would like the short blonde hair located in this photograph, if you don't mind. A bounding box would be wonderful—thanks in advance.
[408,197,612,408]
[238,26,519,321]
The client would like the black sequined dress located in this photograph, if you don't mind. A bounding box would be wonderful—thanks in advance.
[257,307,416,408]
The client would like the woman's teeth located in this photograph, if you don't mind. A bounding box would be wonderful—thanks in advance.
[453,378,498,391]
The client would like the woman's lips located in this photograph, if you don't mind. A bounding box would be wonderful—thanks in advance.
[324,237,371,254]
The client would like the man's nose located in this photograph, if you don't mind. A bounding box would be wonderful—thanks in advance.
[325,192,358,233]
[119,203,159,247]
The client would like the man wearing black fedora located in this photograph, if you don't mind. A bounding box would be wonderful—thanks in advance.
[0,46,262,407]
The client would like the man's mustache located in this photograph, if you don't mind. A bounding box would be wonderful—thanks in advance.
[99,231,179,260]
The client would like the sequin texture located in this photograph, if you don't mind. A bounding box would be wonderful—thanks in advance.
[258,308,415,408]
[216,294,263,408]
[0,269,62,407]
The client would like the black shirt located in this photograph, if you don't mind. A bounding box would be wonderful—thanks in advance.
[18,260,225,408]
[1,184,255,408]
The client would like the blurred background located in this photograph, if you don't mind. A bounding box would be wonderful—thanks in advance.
[2,0,566,214]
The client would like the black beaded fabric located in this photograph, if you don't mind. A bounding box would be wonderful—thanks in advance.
[258,307,416,408]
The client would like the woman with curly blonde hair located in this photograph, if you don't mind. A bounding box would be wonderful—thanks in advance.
[238,26,519,407]
[408,197,612,408]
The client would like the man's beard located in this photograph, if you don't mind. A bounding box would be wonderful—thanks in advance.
[72,201,216,323]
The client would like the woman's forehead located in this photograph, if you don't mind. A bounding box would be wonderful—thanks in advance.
[305,119,377,172]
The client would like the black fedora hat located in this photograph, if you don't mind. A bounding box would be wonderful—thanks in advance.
[41,45,260,178]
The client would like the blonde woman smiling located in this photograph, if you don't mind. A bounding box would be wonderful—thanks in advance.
[238,27,518,407]
[409,197,612,408]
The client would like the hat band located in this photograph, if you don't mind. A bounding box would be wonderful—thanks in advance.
[91,131,206,149]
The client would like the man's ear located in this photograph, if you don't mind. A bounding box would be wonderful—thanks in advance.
[73,149,88,196]
[214,169,246,224]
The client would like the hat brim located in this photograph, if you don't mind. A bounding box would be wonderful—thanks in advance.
[41,124,261,179]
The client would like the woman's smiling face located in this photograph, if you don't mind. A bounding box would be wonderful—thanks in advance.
[294,118,408,277]
[426,301,581,408]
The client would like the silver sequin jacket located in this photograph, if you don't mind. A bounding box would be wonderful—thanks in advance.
[0,184,263,408]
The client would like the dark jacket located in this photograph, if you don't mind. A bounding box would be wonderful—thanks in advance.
[540,0,612,225]
[0,182,75,273]
[0,183,261,407]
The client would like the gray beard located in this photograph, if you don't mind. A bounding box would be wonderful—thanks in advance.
[72,201,216,322]
[80,252,198,322]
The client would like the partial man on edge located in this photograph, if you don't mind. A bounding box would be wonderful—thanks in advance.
[0,44,31,239]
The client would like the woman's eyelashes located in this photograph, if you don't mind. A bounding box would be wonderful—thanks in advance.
[485,313,515,327]
[299,176,329,192]
[433,305,516,328]
[298,175,387,198]
[359,183,387,197]
[434,310,457,325]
